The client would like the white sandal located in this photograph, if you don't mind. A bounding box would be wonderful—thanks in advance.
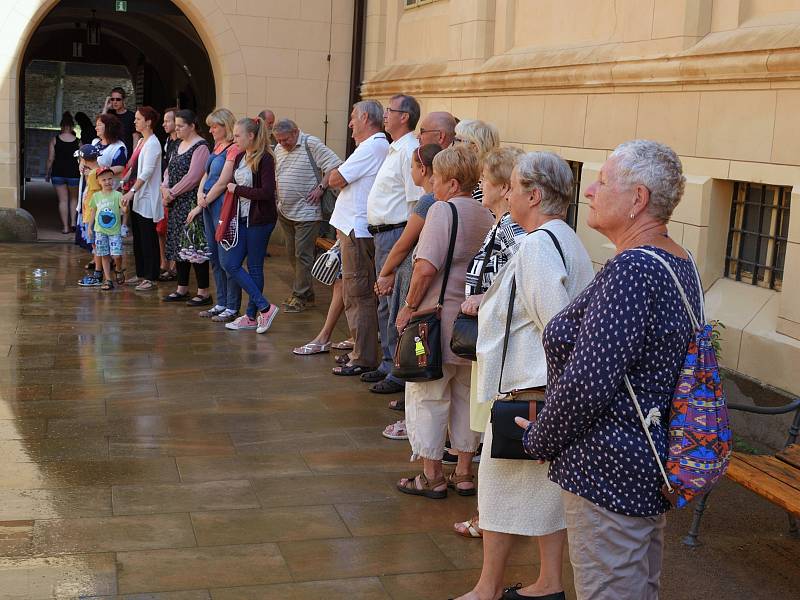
[454,516,482,538]
[292,342,332,355]
[382,419,408,440]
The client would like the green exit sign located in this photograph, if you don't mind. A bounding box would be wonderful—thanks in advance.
[115,1,127,11]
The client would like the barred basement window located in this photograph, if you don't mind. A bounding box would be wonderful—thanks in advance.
[566,160,583,231]
[725,182,790,291]
[405,0,438,8]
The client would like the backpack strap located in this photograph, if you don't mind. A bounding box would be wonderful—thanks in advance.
[624,374,674,494]
[634,248,703,330]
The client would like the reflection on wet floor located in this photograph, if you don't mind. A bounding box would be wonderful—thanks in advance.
[0,242,797,599]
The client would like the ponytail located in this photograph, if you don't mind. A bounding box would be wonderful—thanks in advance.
[237,116,273,172]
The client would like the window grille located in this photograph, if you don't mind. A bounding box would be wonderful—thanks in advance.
[725,182,790,291]
[405,0,437,8]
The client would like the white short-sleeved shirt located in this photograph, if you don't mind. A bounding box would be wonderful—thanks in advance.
[367,131,423,226]
[330,132,390,238]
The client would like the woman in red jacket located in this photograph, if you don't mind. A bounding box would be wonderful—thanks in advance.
[221,117,279,334]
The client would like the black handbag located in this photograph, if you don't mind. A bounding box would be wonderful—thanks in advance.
[392,203,458,382]
[450,220,501,361]
[490,228,566,460]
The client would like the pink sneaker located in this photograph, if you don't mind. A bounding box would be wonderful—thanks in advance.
[225,315,258,330]
[256,304,279,334]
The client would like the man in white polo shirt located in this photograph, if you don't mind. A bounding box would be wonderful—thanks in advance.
[328,100,390,375]
[274,118,342,313]
[360,94,424,395]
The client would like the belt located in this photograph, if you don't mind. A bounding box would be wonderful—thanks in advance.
[367,221,406,234]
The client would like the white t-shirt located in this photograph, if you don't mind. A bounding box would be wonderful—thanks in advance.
[234,162,253,218]
[329,132,389,238]
[367,131,423,226]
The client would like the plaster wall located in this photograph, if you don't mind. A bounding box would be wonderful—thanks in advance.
[363,0,800,396]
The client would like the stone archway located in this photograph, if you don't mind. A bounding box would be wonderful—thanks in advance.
[0,0,249,216]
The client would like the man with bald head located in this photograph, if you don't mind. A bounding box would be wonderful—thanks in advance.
[417,111,456,148]
[258,109,277,147]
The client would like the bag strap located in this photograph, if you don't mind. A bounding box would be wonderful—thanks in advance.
[436,202,459,308]
[303,137,322,185]
[497,227,567,395]
[633,248,704,330]
[624,374,674,493]
[474,219,501,294]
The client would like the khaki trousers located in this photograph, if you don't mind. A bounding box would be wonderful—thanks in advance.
[338,230,379,368]
[563,490,665,600]
[405,363,479,461]
[278,213,320,300]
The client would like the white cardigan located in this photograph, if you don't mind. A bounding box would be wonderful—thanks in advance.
[475,219,595,403]
[132,135,164,222]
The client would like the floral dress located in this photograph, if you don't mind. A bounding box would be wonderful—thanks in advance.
[165,141,207,261]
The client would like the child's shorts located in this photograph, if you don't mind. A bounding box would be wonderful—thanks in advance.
[94,232,122,257]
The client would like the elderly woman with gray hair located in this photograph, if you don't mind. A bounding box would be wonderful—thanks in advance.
[518,140,699,600]
[453,152,594,600]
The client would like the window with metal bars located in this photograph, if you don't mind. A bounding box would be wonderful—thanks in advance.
[725,182,790,291]
[404,0,437,7]
[566,160,583,231]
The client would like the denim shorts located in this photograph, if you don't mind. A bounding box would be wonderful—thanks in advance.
[94,232,123,256]
[51,176,80,187]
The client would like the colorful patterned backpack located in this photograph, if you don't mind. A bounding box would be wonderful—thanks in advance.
[625,249,733,508]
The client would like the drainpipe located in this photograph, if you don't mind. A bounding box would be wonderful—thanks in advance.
[346,0,366,156]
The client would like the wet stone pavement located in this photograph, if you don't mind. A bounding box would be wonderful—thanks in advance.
[0,242,797,599]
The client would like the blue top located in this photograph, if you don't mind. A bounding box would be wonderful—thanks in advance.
[413,192,436,219]
[523,246,702,517]
[203,143,235,201]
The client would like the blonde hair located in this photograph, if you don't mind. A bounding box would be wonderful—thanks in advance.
[236,117,274,172]
[206,108,236,142]
[483,146,524,187]
[455,119,500,162]
[432,144,480,195]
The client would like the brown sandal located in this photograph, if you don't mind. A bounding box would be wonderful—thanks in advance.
[396,473,447,499]
[447,472,476,496]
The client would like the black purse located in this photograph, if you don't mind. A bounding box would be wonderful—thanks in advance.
[490,228,566,460]
[450,220,500,361]
[392,202,458,382]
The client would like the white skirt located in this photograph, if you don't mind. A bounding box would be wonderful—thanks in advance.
[477,414,566,536]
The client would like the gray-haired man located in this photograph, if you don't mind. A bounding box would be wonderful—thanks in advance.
[274,119,342,312]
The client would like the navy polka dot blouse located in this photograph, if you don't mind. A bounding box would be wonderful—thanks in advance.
[523,246,702,517]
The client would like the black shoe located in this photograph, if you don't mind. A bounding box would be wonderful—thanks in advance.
[360,369,386,383]
[503,584,565,600]
[369,379,404,394]
[186,295,213,307]
[442,443,482,464]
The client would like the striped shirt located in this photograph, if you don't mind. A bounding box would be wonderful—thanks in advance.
[275,132,342,222]
[464,212,527,297]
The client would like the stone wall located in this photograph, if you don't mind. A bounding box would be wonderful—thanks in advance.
[25,63,135,128]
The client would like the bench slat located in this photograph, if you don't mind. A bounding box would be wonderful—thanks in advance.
[727,454,800,516]
[776,444,800,470]
[315,237,335,252]
[733,452,800,494]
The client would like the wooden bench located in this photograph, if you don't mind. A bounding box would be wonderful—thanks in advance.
[684,397,800,546]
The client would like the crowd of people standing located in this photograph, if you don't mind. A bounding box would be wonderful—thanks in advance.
[59,86,704,600]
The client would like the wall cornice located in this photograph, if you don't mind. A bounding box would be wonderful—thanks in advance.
[361,47,800,97]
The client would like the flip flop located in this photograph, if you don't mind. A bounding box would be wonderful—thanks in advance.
[332,364,370,376]
[293,342,332,355]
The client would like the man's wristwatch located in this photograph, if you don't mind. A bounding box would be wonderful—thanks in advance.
[317,183,325,191]
[404,300,417,310]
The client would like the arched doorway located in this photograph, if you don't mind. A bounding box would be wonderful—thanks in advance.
[18,0,216,237]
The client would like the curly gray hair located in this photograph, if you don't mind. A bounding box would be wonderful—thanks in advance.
[516,152,574,216]
[609,140,686,222]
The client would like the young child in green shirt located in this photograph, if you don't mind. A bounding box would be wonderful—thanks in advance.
[86,168,127,291]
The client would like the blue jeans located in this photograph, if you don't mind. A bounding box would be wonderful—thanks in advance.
[203,202,241,312]
[220,218,275,319]
[373,227,405,385]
